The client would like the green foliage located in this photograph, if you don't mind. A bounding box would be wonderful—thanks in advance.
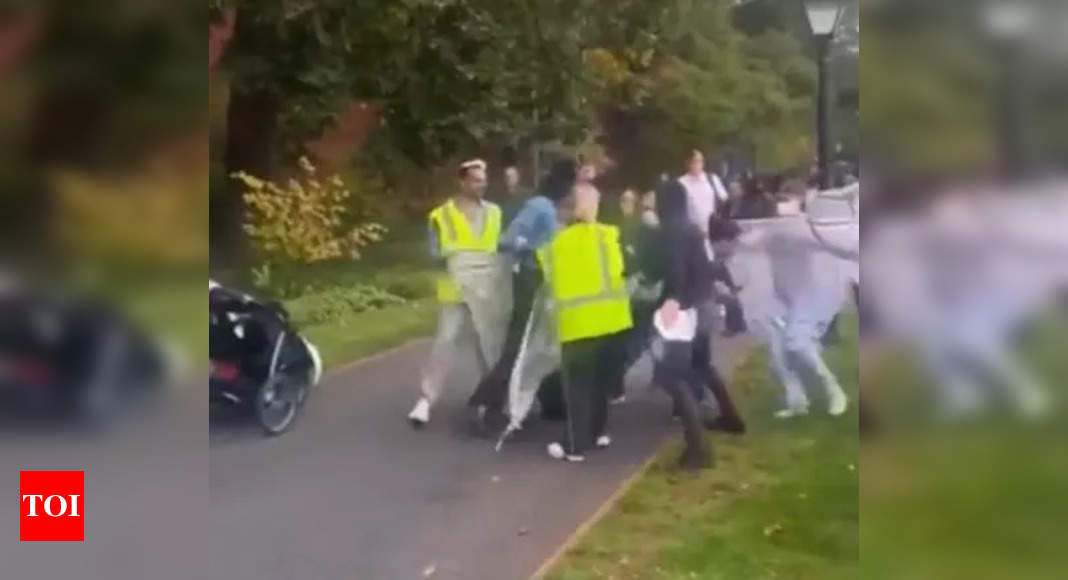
[285,284,408,327]
[219,0,828,210]
[235,156,388,265]
[861,2,997,179]
[601,1,818,181]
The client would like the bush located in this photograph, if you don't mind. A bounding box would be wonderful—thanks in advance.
[285,284,408,327]
[233,157,387,265]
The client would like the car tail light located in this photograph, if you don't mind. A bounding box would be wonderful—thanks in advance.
[209,359,240,381]
[0,357,55,387]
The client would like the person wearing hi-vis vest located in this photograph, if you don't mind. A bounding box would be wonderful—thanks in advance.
[408,159,512,428]
[538,177,633,462]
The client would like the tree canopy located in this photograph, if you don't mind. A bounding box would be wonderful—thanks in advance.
[213,0,825,207]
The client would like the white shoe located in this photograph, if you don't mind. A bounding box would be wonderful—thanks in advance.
[1015,385,1051,419]
[408,398,430,428]
[547,442,585,462]
[609,394,627,405]
[596,435,612,448]
[828,390,848,416]
[774,406,809,419]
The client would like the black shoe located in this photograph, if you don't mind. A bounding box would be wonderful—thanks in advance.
[704,416,746,434]
[677,449,713,471]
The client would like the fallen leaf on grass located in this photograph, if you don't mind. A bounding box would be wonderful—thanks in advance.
[763,522,784,537]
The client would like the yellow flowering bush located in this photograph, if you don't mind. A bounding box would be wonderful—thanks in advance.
[54,165,208,266]
[233,157,387,265]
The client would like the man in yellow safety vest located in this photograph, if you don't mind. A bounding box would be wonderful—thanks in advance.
[538,172,633,462]
[408,159,510,427]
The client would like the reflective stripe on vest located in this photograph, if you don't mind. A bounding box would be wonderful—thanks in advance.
[539,223,632,343]
[430,200,501,303]
[542,230,628,309]
[430,200,500,256]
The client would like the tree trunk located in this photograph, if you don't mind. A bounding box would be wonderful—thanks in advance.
[212,85,280,266]
[211,0,283,267]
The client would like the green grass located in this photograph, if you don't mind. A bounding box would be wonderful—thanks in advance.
[299,296,438,368]
[859,310,1068,580]
[547,319,860,580]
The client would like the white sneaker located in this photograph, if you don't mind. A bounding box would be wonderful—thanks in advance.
[596,435,612,448]
[609,394,627,405]
[547,442,585,462]
[773,406,809,419]
[828,390,848,416]
[408,398,430,428]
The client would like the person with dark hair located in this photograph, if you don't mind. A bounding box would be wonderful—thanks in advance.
[678,149,729,234]
[409,159,511,427]
[616,187,664,396]
[650,180,746,471]
[465,160,574,434]
[732,176,776,219]
[496,166,529,224]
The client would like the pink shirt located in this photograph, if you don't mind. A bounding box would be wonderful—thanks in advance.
[678,172,729,233]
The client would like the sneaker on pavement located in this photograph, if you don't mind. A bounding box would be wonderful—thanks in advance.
[547,442,585,462]
[596,435,612,448]
[408,397,430,428]
[609,394,627,405]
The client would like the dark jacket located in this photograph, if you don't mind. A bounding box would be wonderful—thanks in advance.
[654,181,713,309]
[619,217,661,283]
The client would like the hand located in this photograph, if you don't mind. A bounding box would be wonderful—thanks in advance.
[660,299,680,328]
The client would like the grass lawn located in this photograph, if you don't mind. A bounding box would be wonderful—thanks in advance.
[859,309,1068,579]
[298,296,437,368]
[546,319,860,580]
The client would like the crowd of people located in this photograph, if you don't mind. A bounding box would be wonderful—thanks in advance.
[406,148,856,470]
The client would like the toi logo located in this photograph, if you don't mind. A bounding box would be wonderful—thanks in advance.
[19,471,84,542]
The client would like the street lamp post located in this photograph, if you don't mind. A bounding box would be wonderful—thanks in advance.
[802,1,845,190]
[983,0,1038,180]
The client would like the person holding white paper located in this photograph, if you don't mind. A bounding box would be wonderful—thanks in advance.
[650,180,746,471]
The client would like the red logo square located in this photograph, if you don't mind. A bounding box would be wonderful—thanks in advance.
[19,471,84,542]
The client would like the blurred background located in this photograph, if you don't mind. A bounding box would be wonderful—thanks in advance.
[860,1,1068,578]
[1,2,205,578]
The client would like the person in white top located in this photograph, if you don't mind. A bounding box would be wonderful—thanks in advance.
[677,150,729,235]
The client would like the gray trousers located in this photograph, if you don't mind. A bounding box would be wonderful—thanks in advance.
[420,303,496,405]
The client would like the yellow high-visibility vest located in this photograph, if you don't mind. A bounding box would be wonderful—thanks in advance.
[538,223,633,343]
[428,199,501,303]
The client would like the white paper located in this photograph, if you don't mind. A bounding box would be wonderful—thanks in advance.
[653,306,697,342]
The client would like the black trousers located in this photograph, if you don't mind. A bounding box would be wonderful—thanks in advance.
[657,338,712,465]
[468,265,541,410]
[559,332,625,455]
[685,329,744,428]
[621,299,657,375]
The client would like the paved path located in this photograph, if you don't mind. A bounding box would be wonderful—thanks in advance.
[207,336,746,580]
